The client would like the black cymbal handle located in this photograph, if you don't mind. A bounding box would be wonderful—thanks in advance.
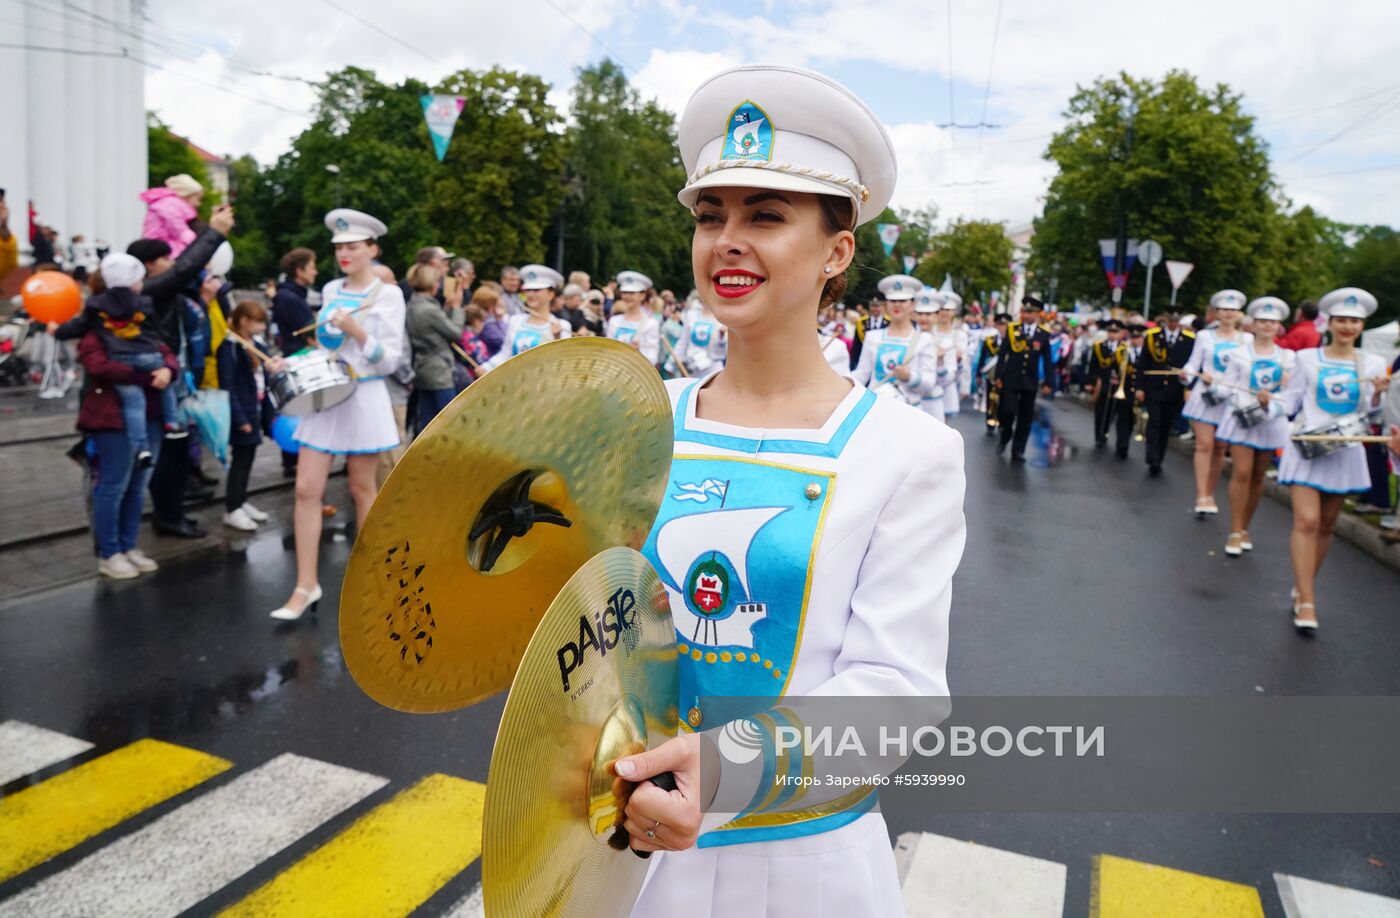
[633,771,678,860]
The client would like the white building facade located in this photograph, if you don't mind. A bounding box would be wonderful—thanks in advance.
[0,0,147,260]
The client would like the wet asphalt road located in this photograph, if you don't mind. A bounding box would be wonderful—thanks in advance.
[1,397,1398,914]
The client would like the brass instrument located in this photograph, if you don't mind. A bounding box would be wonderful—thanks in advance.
[1113,346,1130,401]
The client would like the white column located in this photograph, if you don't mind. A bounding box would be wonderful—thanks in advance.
[122,0,148,245]
[65,0,99,250]
[0,8,31,260]
[25,0,68,259]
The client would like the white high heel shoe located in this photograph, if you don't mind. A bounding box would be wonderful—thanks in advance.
[270,585,322,621]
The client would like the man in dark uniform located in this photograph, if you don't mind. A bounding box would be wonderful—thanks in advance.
[1136,306,1195,476]
[994,296,1054,463]
[1089,319,1126,448]
[848,299,888,371]
[1114,324,1146,459]
[975,313,1007,436]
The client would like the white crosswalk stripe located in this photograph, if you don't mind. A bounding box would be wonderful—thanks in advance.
[0,720,93,786]
[441,882,485,918]
[897,831,1067,917]
[1276,872,1400,918]
[0,753,388,918]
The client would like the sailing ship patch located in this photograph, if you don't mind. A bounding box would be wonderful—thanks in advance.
[723,101,774,161]
[642,455,833,699]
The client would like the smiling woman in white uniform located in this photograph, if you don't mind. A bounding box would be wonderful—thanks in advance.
[1181,289,1252,516]
[1214,296,1296,558]
[477,264,570,372]
[1279,287,1390,634]
[270,208,407,621]
[913,288,953,422]
[933,293,967,418]
[607,64,966,917]
[851,273,939,410]
[608,270,663,364]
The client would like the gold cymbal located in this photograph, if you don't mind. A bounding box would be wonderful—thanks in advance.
[483,547,677,918]
[339,338,673,713]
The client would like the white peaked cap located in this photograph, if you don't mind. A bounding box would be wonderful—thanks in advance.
[1246,296,1290,323]
[877,274,920,301]
[325,208,387,244]
[1318,287,1377,320]
[1209,289,1247,310]
[518,264,564,291]
[616,270,653,293]
[676,65,897,226]
[940,291,963,313]
[914,288,944,313]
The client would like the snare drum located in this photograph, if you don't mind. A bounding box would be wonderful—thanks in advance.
[268,351,357,416]
[1230,393,1281,429]
[1200,383,1230,407]
[1293,413,1369,460]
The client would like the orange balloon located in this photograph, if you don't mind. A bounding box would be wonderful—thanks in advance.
[21,271,82,324]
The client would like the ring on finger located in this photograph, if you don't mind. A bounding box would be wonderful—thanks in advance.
[645,819,661,839]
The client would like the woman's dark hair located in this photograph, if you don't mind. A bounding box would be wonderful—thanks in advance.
[817,196,856,310]
[280,247,316,276]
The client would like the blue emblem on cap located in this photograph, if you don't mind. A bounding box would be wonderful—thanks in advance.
[335,217,349,231]
[1345,295,1358,306]
[723,100,774,162]
[894,281,903,291]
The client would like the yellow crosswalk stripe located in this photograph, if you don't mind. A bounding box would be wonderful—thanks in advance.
[0,738,231,883]
[219,773,486,918]
[1091,854,1265,917]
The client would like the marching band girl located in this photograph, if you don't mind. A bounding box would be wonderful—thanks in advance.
[933,293,967,419]
[1214,297,1296,558]
[477,264,570,372]
[851,273,940,407]
[1182,290,1253,516]
[914,289,953,422]
[608,270,662,364]
[1279,287,1390,634]
[611,65,965,917]
[271,209,406,621]
[673,294,727,377]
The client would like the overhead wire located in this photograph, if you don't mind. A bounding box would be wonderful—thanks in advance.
[318,0,446,68]
[1280,90,1400,165]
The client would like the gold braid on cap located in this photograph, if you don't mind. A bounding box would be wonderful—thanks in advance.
[688,160,870,203]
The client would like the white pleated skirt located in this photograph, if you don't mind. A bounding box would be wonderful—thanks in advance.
[1215,411,1289,452]
[1182,388,1229,426]
[293,378,400,455]
[1277,441,1372,494]
[942,380,961,416]
[631,812,904,918]
[920,392,946,424]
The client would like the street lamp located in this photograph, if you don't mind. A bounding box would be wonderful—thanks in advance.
[325,164,341,206]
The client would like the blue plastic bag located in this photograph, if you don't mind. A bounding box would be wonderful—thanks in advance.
[183,388,231,466]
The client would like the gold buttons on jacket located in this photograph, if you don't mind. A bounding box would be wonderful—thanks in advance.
[804,482,822,501]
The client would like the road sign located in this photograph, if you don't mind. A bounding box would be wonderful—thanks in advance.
[1165,260,1194,290]
[1139,240,1163,268]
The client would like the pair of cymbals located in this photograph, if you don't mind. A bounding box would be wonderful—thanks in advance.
[338,338,674,713]
[482,547,678,918]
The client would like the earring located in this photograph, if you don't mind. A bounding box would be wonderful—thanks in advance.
[823,266,833,275]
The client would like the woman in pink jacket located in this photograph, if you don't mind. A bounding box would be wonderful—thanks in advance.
[139,174,204,257]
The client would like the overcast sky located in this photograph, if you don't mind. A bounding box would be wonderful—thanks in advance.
[131,0,1400,231]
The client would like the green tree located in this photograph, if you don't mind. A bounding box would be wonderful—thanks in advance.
[225,154,274,286]
[1029,71,1277,311]
[1339,226,1400,326]
[890,206,939,275]
[561,60,691,291]
[1257,205,1348,307]
[915,219,1013,303]
[146,112,219,218]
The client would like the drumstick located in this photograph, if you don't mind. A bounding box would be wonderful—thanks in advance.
[224,330,272,366]
[292,301,375,337]
[1142,368,1263,396]
[292,281,385,337]
[660,334,691,378]
[451,342,480,369]
[1291,434,1392,444]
